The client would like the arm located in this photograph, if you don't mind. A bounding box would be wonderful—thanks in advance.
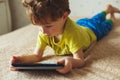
[71,49,85,68]
[10,47,44,71]
[56,48,85,74]
[56,42,96,74]
[84,41,96,58]
[11,47,44,64]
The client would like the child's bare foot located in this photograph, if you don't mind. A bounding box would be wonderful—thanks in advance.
[105,4,120,14]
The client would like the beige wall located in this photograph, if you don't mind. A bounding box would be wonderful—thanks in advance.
[9,0,30,30]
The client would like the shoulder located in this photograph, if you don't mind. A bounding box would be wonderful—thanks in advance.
[64,17,85,39]
[37,31,50,43]
[38,31,48,38]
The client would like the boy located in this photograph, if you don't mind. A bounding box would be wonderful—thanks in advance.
[10,0,120,74]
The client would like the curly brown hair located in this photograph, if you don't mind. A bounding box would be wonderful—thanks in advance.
[22,0,70,25]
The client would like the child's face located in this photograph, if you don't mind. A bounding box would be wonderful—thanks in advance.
[38,13,68,37]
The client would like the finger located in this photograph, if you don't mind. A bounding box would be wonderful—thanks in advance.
[12,56,17,63]
[10,66,19,71]
[56,63,72,74]
[11,56,21,63]
[56,66,71,74]
[56,68,67,74]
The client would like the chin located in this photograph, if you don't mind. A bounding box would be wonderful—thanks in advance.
[47,34,56,37]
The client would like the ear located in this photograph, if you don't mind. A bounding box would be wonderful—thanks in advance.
[62,12,69,20]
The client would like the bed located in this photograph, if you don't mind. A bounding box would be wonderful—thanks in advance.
[0,17,120,80]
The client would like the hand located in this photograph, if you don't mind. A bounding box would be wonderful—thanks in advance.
[11,56,22,63]
[10,56,20,71]
[56,57,72,74]
[10,55,29,71]
[10,54,42,71]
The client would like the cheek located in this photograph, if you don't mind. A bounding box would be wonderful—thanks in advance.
[50,28,59,34]
[51,28,57,32]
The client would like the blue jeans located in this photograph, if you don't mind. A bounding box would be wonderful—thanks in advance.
[76,11,113,41]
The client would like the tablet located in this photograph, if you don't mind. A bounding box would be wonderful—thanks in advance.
[11,63,64,70]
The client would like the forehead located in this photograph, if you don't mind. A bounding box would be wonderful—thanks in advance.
[38,17,61,26]
[38,20,54,26]
[39,17,53,25]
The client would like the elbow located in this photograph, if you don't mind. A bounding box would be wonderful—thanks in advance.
[35,54,42,61]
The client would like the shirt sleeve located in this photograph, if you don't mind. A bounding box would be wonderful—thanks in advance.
[68,31,90,54]
[69,35,83,53]
[36,32,47,50]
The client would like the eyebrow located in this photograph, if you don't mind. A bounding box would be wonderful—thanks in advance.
[43,24,53,27]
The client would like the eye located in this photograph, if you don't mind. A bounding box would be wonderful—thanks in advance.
[45,25,53,28]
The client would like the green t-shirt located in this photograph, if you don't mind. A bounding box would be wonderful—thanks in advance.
[36,17,97,55]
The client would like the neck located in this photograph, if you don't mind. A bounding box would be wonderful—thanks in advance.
[54,34,62,43]
[56,34,62,39]
[58,18,67,35]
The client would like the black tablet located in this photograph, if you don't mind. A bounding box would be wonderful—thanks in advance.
[11,63,64,70]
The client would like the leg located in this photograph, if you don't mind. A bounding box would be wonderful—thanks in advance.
[77,4,120,25]
[90,4,120,40]
[105,4,120,22]
[91,11,106,23]
[101,19,113,36]
[76,12,108,41]
[76,11,106,27]
[76,4,120,41]
[91,4,120,23]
